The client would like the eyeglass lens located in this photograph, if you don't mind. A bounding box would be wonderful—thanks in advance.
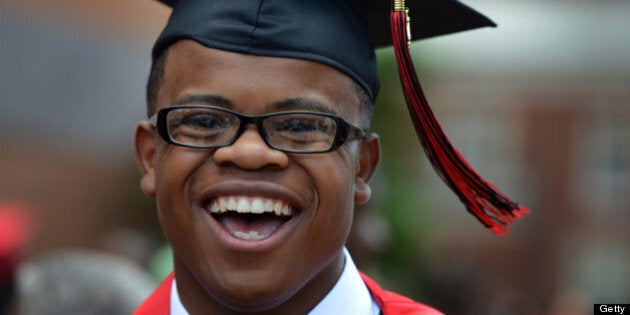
[166,107,339,152]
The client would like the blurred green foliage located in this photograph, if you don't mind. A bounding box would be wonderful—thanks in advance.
[364,47,441,299]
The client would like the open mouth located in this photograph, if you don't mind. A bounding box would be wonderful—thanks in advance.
[208,196,295,241]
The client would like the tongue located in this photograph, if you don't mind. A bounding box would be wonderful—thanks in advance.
[216,213,286,241]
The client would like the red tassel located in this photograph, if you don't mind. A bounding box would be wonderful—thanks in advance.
[390,8,530,235]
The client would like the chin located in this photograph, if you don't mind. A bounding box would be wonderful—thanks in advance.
[213,280,300,313]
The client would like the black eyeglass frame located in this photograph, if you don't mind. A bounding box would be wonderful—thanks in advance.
[148,105,367,154]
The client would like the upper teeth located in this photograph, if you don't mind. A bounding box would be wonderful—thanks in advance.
[209,196,293,216]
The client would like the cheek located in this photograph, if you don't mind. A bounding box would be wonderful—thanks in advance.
[305,154,357,240]
[154,148,210,234]
[155,147,208,193]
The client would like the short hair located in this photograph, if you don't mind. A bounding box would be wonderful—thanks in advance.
[146,49,374,128]
[16,250,156,315]
[145,50,169,118]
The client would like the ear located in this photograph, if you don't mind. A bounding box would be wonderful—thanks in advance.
[134,121,157,197]
[354,133,380,205]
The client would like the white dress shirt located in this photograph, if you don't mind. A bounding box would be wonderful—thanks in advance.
[170,248,380,314]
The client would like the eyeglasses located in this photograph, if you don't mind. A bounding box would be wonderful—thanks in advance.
[148,105,367,153]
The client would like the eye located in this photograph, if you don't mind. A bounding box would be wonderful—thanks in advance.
[263,114,338,151]
[179,112,228,130]
[272,115,335,135]
[167,108,239,145]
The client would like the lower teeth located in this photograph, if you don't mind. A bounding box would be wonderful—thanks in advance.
[212,211,291,241]
[233,230,267,241]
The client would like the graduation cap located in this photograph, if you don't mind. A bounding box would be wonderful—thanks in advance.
[152,0,530,235]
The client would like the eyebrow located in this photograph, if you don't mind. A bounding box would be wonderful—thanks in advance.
[273,98,338,115]
[173,94,233,108]
[172,94,337,115]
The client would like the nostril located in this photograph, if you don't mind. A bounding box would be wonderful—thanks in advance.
[213,130,290,170]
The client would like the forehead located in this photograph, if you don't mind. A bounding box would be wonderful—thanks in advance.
[157,40,361,119]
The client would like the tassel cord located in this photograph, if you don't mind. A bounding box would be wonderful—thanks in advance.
[390,11,530,235]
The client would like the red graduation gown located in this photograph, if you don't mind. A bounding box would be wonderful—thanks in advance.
[134,273,442,315]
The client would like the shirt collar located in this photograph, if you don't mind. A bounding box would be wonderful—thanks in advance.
[170,248,380,315]
[170,278,187,315]
[308,247,380,315]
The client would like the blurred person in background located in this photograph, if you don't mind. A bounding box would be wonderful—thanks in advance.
[15,249,155,315]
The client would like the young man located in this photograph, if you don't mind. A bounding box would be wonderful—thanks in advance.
[134,0,527,314]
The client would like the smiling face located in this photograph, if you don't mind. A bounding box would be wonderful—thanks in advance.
[134,40,380,314]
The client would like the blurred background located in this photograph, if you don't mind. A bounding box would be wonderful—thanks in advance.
[1,0,628,314]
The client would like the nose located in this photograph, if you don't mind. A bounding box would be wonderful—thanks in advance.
[213,125,290,170]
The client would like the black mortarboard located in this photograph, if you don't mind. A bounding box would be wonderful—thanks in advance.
[152,0,529,235]
[152,0,494,101]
